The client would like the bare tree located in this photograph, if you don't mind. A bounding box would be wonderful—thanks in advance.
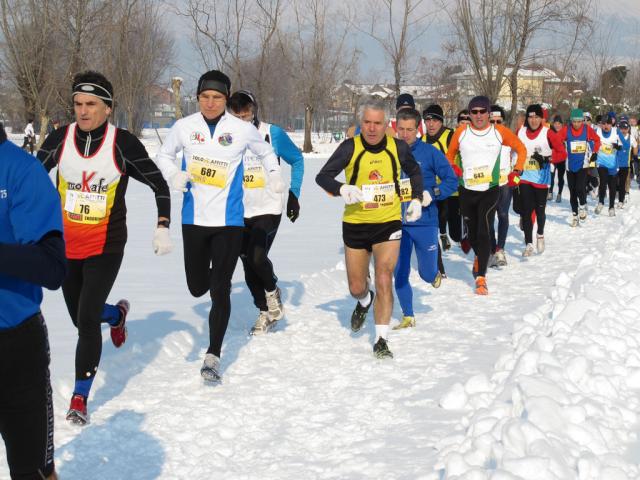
[280,0,358,152]
[449,0,517,103]
[0,0,60,143]
[250,0,283,107]
[357,0,434,94]
[99,0,174,135]
[180,0,248,87]
[586,17,617,112]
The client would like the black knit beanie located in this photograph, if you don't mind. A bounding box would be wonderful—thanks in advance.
[197,70,231,97]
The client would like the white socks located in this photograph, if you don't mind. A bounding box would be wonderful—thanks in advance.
[375,324,389,340]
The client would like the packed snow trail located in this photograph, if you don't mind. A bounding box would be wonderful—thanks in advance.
[1,131,639,479]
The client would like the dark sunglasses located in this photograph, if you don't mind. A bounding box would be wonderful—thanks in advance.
[470,108,487,115]
[490,119,503,124]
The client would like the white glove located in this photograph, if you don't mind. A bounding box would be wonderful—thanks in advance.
[170,171,191,192]
[339,184,364,205]
[152,227,173,255]
[421,190,433,207]
[405,198,422,222]
[268,171,286,193]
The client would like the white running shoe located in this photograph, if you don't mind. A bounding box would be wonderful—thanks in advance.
[494,249,507,266]
[617,202,624,209]
[595,203,604,214]
[523,243,535,257]
[250,311,276,335]
[609,208,616,217]
[578,206,587,220]
[200,353,221,383]
[536,235,545,254]
[570,214,579,227]
[265,287,284,321]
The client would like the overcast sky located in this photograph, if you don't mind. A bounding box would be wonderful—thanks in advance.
[168,2,640,90]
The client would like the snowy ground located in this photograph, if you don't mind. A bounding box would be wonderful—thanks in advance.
[2,130,640,479]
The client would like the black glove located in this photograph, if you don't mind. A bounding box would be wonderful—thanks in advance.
[287,190,300,223]
[613,143,622,151]
[532,151,548,168]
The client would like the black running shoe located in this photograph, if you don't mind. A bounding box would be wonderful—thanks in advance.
[440,234,451,251]
[351,290,374,332]
[373,337,393,359]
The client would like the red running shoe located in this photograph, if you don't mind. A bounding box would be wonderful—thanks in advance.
[66,394,89,425]
[110,299,129,348]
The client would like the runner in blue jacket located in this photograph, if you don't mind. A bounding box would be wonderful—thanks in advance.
[393,109,457,329]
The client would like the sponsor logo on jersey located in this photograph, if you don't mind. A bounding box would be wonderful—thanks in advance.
[218,133,233,146]
[369,170,382,181]
[67,171,109,193]
[190,131,206,144]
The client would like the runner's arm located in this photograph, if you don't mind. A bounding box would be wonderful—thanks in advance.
[315,140,354,196]
[587,126,601,153]
[154,123,184,180]
[497,125,527,171]
[431,148,457,201]
[0,232,66,290]
[36,127,67,173]
[118,131,171,221]
[445,126,463,165]
[396,139,423,200]
[271,125,304,198]
[247,125,280,174]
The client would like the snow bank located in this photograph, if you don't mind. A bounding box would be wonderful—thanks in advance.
[432,209,640,479]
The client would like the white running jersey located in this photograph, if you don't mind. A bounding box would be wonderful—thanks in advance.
[457,124,504,191]
[243,122,283,218]
[517,126,552,161]
[155,112,280,227]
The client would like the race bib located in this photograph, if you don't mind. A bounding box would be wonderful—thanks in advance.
[64,190,107,224]
[464,165,491,186]
[524,157,540,171]
[399,178,412,202]
[189,155,230,188]
[362,183,395,210]
[600,144,614,155]
[243,165,266,189]
[570,141,587,154]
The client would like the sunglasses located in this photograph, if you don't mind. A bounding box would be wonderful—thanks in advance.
[470,108,487,115]
[490,119,503,124]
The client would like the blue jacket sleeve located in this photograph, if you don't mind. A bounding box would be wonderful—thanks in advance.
[270,125,304,198]
[431,149,458,200]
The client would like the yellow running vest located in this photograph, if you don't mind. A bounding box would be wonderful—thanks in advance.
[343,135,402,224]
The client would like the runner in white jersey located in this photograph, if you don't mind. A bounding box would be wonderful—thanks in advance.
[155,70,284,383]
[446,96,527,295]
[228,90,304,334]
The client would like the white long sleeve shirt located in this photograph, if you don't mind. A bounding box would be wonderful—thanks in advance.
[155,111,280,227]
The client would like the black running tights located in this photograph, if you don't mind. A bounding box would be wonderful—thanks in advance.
[598,167,617,209]
[519,183,548,244]
[182,225,243,357]
[241,214,281,312]
[567,169,587,215]
[63,253,123,383]
[459,186,499,278]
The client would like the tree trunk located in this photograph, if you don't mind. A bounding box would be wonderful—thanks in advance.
[303,105,313,153]
[37,112,49,149]
[509,69,519,130]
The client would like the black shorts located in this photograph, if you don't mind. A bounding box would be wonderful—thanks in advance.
[0,314,55,479]
[342,221,403,252]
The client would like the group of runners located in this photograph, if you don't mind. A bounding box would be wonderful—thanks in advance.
[318,93,639,360]
[1,69,302,479]
[2,65,639,479]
